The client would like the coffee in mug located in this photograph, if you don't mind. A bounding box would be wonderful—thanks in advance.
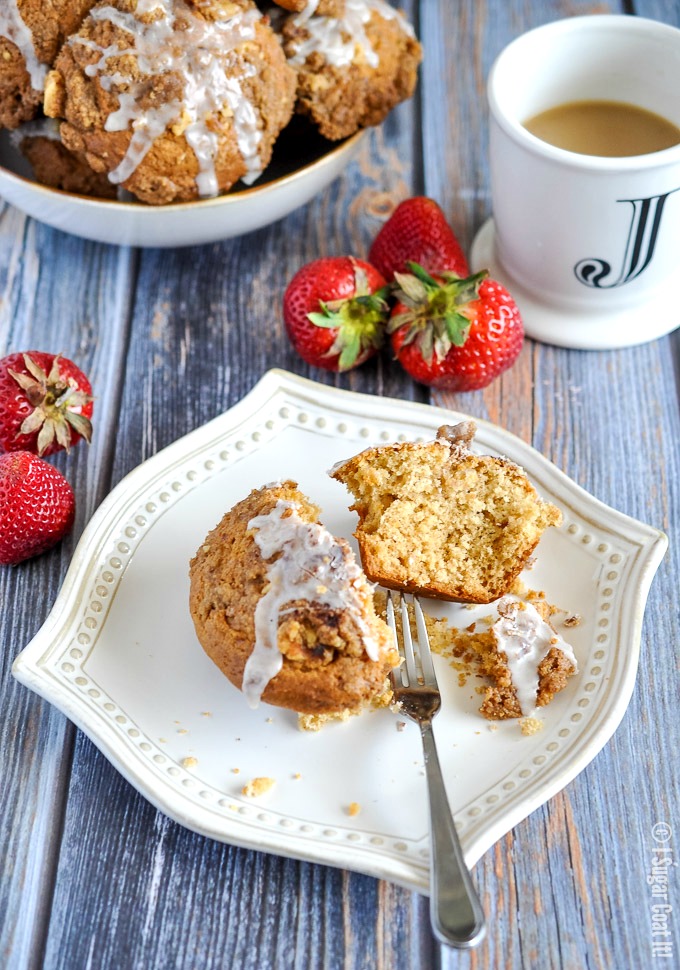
[524,100,680,158]
[471,15,680,349]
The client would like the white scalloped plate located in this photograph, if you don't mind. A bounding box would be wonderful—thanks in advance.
[12,370,667,892]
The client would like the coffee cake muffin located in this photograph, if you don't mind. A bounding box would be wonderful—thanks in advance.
[189,481,397,714]
[43,0,297,204]
[0,0,96,129]
[280,0,422,140]
[2,0,423,201]
[14,118,118,197]
[330,421,562,603]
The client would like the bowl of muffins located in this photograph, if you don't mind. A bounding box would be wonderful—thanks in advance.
[0,0,421,247]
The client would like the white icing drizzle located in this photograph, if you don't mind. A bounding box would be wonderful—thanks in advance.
[288,0,414,70]
[0,1,47,91]
[242,499,379,708]
[493,596,578,716]
[9,117,61,149]
[327,455,350,476]
[290,0,320,23]
[70,0,264,194]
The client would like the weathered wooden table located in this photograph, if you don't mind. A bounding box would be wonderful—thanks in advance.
[2,2,678,968]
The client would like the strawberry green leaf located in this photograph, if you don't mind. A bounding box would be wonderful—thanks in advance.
[6,353,93,455]
[37,418,57,455]
[387,268,492,364]
[24,353,49,383]
[307,311,341,329]
[368,285,391,304]
[417,327,435,365]
[65,410,93,442]
[353,264,369,294]
[446,270,488,305]
[393,271,429,305]
[444,311,471,346]
[45,355,64,385]
[387,310,416,334]
[9,368,43,406]
[55,419,72,450]
[305,266,390,370]
[405,262,441,288]
[338,334,362,371]
[19,408,47,436]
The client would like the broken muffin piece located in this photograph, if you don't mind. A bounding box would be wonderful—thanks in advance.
[330,421,562,603]
[470,595,578,719]
[423,590,579,720]
[189,480,397,715]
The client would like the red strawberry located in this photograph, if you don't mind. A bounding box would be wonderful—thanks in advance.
[0,451,75,565]
[388,264,524,392]
[0,351,93,457]
[368,197,470,281]
[283,257,390,372]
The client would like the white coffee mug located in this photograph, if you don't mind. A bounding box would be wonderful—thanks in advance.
[470,15,680,349]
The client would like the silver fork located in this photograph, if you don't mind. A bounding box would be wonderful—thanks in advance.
[386,590,486,949]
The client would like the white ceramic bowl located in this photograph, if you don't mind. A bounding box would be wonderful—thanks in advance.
[0,120,365,248]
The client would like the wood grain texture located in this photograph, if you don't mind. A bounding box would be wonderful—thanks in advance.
[1,1,678,968]
[0,220,136,970]
[433,3,680,968]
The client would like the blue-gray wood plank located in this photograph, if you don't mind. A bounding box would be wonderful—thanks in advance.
[1,1,678,968]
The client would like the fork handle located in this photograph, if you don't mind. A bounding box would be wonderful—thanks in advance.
[421,720,486,949]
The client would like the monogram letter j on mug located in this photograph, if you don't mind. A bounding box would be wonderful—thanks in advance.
[471,15,680,349]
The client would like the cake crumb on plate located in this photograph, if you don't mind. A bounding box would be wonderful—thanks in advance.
[242,777,276,797]
[519,716,544,736]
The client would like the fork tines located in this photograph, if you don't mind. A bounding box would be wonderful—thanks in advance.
[386,589,438,690]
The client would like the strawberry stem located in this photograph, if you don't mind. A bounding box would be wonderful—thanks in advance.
[388,266,490,365]
[9,353,93,455]
[306,264,390,371]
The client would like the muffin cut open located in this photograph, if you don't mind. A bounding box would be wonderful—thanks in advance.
[330,421,562,603]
